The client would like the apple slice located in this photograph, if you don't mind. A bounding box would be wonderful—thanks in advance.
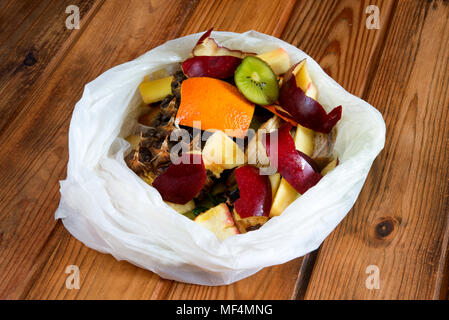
[256,48,291,75]
[264,123,322,195]
[192,28,247,58]
[279,61,342,133]
[182,55,242,79]
[138,76,174,104]
[235,216,269,234]
[268,173,281,197]
[234,165,272,218]
[269,123,314,217]
[202,131,246,178]
[194,203,239,240]
[270,179,299,217]
[152,153,207,204]
[268,62,320,216]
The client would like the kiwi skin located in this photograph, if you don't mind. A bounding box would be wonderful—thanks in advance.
[234,56,279,106]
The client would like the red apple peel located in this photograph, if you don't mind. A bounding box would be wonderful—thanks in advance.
[152,153,207,204]
[279,66,342,133]
[182,56,242,79]
[192,28,250,58]
[234,165,272,218]
[264,123,322,194]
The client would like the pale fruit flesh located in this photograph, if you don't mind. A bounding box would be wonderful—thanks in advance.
[194,203,239,240]
[202,131,246,178]
[268,173,281,198]
[270,179,299,217]
[138,76,174,104]
[270,59,318,217]
[256,48,291,75]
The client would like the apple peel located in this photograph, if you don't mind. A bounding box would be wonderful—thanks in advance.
[192,28,249,58]
[264,123,322,194]
[279,64,342,133]
[234,165,272,218]
[182,55,242,79]
[152,153,207,204]
[262,104,298,126]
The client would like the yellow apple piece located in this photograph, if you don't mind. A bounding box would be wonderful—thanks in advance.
[270,59,318,217]
[165,200,195,214]
[202,131,246,178]
[194,203,239,240]
[256,48,291,75]
[138,75,174,104]
[268,173,281,198]
[125,134,140,150]
[270,179,299,217]
[294,125,314,156]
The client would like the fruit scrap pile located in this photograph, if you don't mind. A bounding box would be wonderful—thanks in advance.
[125,29,341,240]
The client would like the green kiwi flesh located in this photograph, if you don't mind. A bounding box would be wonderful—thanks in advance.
[234,56,279,105]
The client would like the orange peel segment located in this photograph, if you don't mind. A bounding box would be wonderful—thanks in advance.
[176,77,255,138]
[262,104,298,126]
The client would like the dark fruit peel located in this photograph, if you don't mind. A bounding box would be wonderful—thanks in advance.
[182,56,242,79]
[279,63,342,133]
[235,56,279,106]
[264,123,322,194]
[234,165,272,218]
[152,153,207,204]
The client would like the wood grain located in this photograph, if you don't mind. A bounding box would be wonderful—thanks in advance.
[0,0,102,300]
[0,0,200,299]
[1,0,447,300]
[180,0,295,36]
[22,0,396,300]
[0,0,101,136]
[305,0,449,299]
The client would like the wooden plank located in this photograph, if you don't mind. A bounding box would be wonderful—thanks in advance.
[180,0,295,36]
[22,0,395,300]
[305,0,449,299]
[0,0,200,300]
[0,0,103,300]
[0,0,101,136]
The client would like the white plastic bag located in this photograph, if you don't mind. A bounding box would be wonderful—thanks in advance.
[56,31,385,285]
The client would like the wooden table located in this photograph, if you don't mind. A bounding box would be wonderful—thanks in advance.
[1,0,448,300]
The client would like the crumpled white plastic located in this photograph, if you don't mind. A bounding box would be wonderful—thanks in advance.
[56,31,386,285]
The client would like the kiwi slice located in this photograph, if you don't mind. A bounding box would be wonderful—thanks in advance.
[234,56,279,105]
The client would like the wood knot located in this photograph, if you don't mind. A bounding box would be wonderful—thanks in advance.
[23,51,37,66]
[374,216,399,239]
